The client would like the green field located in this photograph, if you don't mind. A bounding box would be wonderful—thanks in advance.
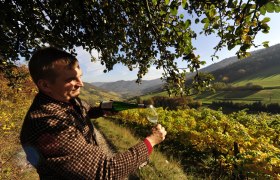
[196,65,280,104]
[141,64,280,105]
[80,82,122,105]
[232,65,280,87]
[195,89,280,104]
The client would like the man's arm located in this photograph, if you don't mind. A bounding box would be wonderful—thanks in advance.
[35,121,149,179]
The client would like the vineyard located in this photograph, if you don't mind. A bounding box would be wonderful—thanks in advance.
[115,107,280,179]
[1,66,280,179]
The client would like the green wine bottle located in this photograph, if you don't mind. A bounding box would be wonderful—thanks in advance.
[100,101,147,112]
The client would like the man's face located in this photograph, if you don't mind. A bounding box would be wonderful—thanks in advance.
[46,62,84,103]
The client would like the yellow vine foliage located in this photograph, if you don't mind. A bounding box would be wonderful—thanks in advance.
[116,107,280,179]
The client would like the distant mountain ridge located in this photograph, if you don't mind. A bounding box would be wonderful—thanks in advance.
[92,78,164,98]
[91,43,280,97]
[208,43,280,83]
[80,82,122,105]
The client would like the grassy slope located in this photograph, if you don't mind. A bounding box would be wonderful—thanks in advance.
[232,65,280,87]
[194,56,280,104]
[0,98,39,179]
[141,65,280,105]
[80,82,123,105]
[195,89,280,104]
[93,117,191,180]
[201,65,280,104]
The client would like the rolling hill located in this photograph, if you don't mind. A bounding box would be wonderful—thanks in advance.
[91,78,164,98]
[193,43,280,104]
[91,43,280,104]
[80,82,123,105]
[208,43,280,86]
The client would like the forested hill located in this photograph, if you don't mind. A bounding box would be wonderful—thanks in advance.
[91,44,280,97]
[91,78,164,98]
[79,82,122,105]
[208,43,280,84]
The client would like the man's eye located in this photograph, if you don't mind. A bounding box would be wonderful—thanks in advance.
[66,78,75,82]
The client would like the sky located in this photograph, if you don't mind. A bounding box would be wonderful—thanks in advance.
[76,12,280,83]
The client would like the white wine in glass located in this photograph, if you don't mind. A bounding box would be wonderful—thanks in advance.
[146,105,158,124]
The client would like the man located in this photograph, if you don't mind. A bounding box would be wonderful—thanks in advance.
[20,47,167,179]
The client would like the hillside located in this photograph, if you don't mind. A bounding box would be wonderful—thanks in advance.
[194,44,280,104]
[92,44,280,101]
[186,56,239,79]
[140,44,280,105]
[92,79,164,98]
[209,43,280,85]
[79,82,122,105]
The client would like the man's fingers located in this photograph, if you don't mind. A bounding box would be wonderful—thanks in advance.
[156,124,162,129]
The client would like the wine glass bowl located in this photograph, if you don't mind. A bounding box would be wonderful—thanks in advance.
[146,105,158,124]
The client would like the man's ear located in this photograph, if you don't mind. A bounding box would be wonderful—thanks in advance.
[37,79,52,93]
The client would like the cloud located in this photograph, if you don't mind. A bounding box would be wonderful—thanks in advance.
[143,66,164,80]
[75,47,182,82]
[75,46,106,82]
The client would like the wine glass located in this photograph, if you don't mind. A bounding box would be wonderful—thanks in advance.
[146,105,158,124]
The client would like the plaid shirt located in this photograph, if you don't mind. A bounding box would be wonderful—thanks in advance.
[20,93,149,180]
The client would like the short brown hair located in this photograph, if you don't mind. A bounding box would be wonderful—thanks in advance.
[29,47,78,84]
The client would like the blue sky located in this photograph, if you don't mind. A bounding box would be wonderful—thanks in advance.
[78,12,280,83]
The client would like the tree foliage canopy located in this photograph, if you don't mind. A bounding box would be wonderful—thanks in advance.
[1,0,279,93]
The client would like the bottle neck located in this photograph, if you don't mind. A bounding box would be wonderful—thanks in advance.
[137,104,147,108]
[100,101,113,110]
[100,101,147,111]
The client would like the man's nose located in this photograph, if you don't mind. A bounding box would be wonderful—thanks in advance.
[76,78,84,87]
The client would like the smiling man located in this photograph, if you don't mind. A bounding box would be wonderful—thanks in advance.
[20,47,167,179]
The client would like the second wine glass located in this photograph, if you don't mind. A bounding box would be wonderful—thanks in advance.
[146,105,158,124]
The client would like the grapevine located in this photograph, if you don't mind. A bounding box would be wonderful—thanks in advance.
[115,107,280,179]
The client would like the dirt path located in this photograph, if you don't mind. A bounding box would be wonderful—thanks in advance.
[94,128,115,156]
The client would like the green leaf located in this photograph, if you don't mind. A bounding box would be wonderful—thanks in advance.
[209,8,216,18]
[275,5,280,13]
[152,0,157,6]
[262,41,269,48]
[201,18,209,23]
[265,2,275,13]
[165,0,170,5]
[260,6,266,15]
[185,19,191,28]
[213,23,219,29]
[226,26,234,32]
[195,18,200,24]
[160,10,166,16]
[182,0,187,8]
[180,14,184,19]
[262,17,270,23]
[204,22,210,29]
[171,8,178,16]
[228,43,235,50]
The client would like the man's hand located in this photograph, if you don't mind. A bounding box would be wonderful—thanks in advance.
[146,124,167,147]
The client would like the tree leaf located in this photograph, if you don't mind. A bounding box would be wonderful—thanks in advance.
[182,0,187,8]
[165,0,170,5]
[260,6,266,15]
[180,14,184,19]
[262,41,270,48]
[152,0,157,6]
[201,18,209,23]
[265,2,275,13]
[209,8,216,18]
[262,17,271,23]
[171,8,178,16]
[185,19,191,28]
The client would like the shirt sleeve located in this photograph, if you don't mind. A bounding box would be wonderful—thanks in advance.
[76,98,104,119]
[35,119,149,180]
